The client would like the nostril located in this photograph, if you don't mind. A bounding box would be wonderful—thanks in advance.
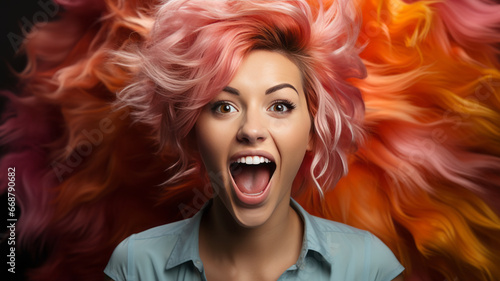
[236,129,267,144]
[236,115,268,143]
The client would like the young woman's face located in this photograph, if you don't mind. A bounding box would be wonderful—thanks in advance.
[195,50,312,227]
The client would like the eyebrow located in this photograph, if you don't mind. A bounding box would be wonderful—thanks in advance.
[222,83,299,96]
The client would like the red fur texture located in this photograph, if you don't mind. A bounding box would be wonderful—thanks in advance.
[1,0,499,280]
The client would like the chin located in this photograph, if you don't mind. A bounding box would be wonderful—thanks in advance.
[226,178,289,229]
[228,198,276,228]
[213,177,279,228]
[209,153,291,228]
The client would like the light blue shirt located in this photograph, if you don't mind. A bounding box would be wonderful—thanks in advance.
[105,199,404,281]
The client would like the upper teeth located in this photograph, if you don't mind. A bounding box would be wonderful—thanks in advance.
[234,156,271,165]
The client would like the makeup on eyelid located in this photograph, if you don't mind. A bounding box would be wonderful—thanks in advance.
[210,99,297,115]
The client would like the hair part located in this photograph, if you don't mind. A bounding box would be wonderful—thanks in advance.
[115,0,366,193]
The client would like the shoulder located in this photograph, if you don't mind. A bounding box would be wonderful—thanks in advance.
[309,214,371,243]
[133,218,192,240]
[117,219,190,256]
[104,219,192,281]
[118,218,192,253]
[306,214,404,280]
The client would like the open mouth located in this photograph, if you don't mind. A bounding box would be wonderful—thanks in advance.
[229,156,276,196]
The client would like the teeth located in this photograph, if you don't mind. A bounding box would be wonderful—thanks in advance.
[234,156,272,165]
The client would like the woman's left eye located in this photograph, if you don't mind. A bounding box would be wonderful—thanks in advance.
[268,100,296,113]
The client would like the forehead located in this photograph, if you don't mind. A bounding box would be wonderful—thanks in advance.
[227,50,303,92]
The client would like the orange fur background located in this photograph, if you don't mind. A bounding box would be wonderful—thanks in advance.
[1,0,499,280]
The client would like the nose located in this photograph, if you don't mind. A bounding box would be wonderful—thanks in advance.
[236,112,268,144]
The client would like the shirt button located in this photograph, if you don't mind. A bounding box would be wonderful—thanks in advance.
[195,260,202,265]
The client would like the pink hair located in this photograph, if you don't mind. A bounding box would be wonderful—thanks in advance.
[114,0,366,193]
[3,0,499,280]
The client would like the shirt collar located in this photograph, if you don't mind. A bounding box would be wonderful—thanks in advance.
[165,201,208,272]
[290,198,334,267]
[164,198,333,271]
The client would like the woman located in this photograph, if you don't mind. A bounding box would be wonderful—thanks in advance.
[104,0,404,280]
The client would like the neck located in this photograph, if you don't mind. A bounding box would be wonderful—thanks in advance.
[199,197,303,266]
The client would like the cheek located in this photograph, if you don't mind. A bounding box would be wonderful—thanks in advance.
[270,114,311,172]
[194,115,232,170]
[195,115,236,198]
[271,110,311,148]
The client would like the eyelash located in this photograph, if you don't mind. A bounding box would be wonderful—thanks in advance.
[210,99,297,115]
[211,101,237,114]
[269,99,296,113]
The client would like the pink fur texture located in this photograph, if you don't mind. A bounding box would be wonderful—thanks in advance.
[1,0,499,280]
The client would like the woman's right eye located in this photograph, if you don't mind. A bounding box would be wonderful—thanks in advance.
[212,102,237,114]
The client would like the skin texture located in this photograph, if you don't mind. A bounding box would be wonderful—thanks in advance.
[195,50,312,228]
[195,50,311,280]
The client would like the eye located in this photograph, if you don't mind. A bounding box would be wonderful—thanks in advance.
[268,100,296,113]
[212,102,237,114]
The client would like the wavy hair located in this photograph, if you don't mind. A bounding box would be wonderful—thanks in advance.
[114,0,366,193]
[1,0,500,280]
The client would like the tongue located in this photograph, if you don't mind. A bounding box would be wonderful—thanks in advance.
[232,165,270,194]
